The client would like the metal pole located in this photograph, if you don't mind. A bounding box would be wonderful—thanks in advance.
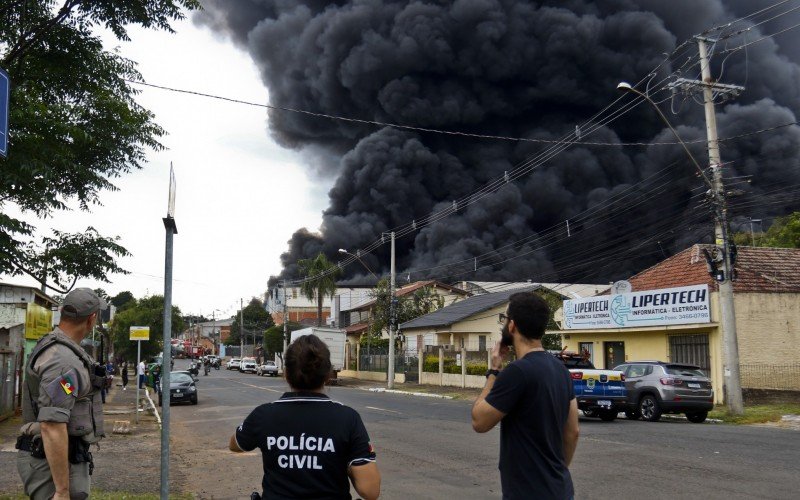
[283,281,288,353]
[698,38,744,414]
[240,298,244,357]
[160,217,175,499]
[388,231,396,389]
[135,340,141,425]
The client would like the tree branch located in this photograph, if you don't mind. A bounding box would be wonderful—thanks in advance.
[2,0,83,66]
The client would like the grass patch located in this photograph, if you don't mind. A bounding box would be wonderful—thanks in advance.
[709,403,800,424]
[1,493,193,500]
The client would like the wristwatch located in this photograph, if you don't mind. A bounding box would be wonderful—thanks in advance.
[485,369,500,378]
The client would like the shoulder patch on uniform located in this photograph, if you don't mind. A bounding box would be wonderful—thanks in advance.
[45,368,80,404]
[60,375,77,396]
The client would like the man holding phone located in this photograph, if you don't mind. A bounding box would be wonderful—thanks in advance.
[471,291,580,500]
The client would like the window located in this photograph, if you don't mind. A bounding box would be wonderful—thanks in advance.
[478,335,487,352]
[292,288,298,299]
[578,342,594,364]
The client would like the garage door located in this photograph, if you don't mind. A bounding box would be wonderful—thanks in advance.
[669,334,710,372]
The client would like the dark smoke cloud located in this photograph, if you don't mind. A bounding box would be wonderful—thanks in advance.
[196,0,800,286]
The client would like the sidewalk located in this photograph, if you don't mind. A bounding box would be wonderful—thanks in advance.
[336,376,483,401]
[0,376,165,496]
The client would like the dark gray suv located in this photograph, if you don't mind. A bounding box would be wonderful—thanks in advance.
[613,362,714,423]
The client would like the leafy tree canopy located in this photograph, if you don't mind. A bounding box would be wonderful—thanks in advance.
[109,294,184,361]
[0,0,199,293]
[264,322,304,359]
[228,297,275,346]
[732,212,800,249]
[110,290,135,311]
[367,279,445,339]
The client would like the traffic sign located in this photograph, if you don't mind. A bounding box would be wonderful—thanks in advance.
[129,326,150,341]
[0,66,9,158]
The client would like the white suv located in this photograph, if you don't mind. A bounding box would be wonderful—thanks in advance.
[240,357,257,373]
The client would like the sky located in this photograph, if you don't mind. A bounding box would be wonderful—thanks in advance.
[3,14,331,319]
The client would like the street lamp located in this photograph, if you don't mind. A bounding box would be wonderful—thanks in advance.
[338,248,380,280]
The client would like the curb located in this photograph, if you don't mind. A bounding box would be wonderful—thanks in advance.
[144,388,161,427]
[364,387,453,399]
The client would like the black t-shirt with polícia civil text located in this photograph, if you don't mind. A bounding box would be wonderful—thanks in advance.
[235,391,376,499]
[485,351,575,500]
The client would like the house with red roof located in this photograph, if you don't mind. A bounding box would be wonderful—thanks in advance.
[556,244,800,403]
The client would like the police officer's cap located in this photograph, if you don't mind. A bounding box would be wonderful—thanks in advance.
[61,288,108,319]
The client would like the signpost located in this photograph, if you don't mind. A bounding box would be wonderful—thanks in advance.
[0,66,10,157]
[129,326,149,424]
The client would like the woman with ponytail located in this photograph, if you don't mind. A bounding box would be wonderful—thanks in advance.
[229,334,381,499]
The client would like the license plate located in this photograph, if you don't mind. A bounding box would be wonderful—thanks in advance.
[598,400,612,408]
[688,383,701,389]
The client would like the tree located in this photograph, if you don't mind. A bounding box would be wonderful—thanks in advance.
[0,1,199,292]
[297,253,341,327]
[366,279,445,341]
[109,295,184,361]
[762,212,800,248]
[264,322,304,361]
[229,297,274,346]
[110,291,136,312]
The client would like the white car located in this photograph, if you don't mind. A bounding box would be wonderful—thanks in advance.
[226,358,241,370]
[256,361,279,377]
[240,357,257,373]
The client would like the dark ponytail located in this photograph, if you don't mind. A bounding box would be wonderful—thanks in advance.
[285,335,332,390]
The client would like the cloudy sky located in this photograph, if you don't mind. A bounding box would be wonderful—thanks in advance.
[4,14,331,318]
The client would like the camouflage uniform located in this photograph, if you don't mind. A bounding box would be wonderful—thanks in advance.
[16,327,105,500]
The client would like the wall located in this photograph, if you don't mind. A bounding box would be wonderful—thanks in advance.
[339,369,405,384]
[734,293,800,364]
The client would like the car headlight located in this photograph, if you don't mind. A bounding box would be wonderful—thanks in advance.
[187,386,196,392]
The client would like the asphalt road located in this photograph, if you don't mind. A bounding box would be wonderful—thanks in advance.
[166,360,800,499]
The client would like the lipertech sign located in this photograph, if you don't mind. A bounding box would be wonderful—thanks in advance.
[563,284,710,329]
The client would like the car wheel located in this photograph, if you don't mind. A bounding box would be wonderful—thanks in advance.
[686,411,708,423]
[599,410,617,422]
[639,395,662,422]
[625,410,641,420]
[191,395,198,405]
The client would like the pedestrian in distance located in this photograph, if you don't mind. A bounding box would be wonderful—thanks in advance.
[229,334,381,500]
[472,291,580,500]
[137,359,146,389]
[16,288,108,500]
[121,361,129,391]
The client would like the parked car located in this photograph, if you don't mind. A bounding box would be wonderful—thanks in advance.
[256,360,279,377]
[226,358,242,370]
[554,350,627,421]
[613,361,714,423]
[240,357,258,373]
[158,370,198,406]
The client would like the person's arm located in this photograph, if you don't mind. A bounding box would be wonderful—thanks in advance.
[349,462,381,500]
[40,421,70,498]
[229,434,244,453]
[471,341,509,433]
[562,398,580,467]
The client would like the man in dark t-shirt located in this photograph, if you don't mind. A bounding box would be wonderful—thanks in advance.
[472,292,580,500]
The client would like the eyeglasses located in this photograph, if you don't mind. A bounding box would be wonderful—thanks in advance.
[498,312,509,325]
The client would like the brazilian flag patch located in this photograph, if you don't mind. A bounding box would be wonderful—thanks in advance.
[59,375,76,396]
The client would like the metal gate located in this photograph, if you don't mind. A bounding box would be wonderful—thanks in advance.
[669,334,710,372]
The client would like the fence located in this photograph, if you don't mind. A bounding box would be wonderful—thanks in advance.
[740,363,800,391]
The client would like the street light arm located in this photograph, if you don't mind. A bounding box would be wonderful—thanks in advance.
[339,249,380,280]
[617,82,714,190]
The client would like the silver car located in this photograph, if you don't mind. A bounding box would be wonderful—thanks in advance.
[613,361,714,423]
[256,360,279,377]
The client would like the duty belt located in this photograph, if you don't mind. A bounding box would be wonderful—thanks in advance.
[16,435,95,475]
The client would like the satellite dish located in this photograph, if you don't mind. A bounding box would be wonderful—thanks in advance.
[611,280,632,295]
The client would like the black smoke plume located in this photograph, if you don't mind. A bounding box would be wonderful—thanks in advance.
[196,0,800,286]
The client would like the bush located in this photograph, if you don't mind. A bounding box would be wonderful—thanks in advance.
[422,356,487,375]
[423,356,440,372]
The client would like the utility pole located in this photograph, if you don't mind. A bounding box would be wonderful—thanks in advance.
[239,298,244,357]
[387,231,396,389]
[283,281,289,353]
[669,37,745,414]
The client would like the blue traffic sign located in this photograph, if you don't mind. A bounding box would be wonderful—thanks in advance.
[0,66,8,158]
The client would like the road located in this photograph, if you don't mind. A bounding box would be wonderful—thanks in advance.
[166,360,800,499]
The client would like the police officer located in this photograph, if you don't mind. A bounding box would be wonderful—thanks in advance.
[230,335,381,499]
[16,288,108,500]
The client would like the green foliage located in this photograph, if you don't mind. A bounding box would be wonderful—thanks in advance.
[109,295,184,361]
[264,322,304,358]
[111,291,136,311]
[368,279,445,337]
[422,356,487,375]
[229,297,275,346]
[0,0,198,290]
[731,212,800,249]
[358,335,390,351]
[298,253,342,326]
